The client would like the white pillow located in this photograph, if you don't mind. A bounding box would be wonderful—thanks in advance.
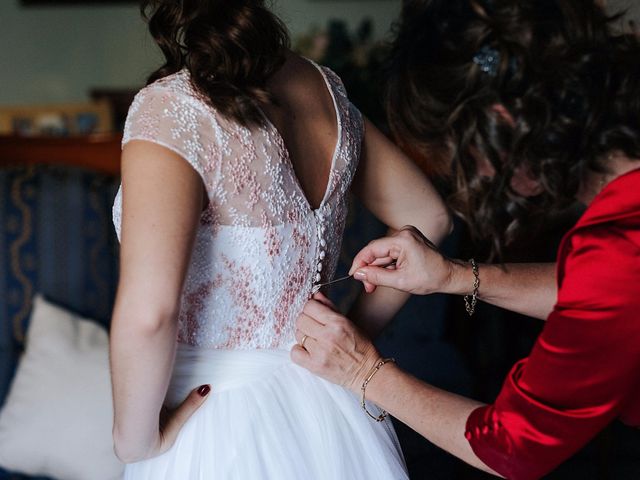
[0,295,123,480]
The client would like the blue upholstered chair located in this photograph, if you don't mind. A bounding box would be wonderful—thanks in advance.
[0,164,120,480]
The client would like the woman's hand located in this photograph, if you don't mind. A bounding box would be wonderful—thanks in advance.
[114,384,211,463]
[290,293,381,393]
[349,226,463,295]
[157,385,211,454]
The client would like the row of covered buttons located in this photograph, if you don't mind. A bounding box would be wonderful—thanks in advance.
[314,210,327,285]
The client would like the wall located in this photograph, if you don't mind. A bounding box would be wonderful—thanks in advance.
[0,0,637,106]
[0,0,401,106]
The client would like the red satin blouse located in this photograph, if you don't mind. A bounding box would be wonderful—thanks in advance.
[466,168,640,479]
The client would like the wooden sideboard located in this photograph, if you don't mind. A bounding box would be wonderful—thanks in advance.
[0,134,122,175]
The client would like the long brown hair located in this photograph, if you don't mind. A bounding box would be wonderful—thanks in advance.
[386,0,640,258]
[141,0,290,126]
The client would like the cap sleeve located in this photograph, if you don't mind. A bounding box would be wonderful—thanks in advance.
[122,85,221,195]
[317,64,365,191]
[319,65,364,138]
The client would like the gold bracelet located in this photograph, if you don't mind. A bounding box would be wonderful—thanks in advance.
[360,358,396,422]
[464,258,480,316]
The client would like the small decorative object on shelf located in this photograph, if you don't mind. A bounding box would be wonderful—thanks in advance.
[0,101,113,137]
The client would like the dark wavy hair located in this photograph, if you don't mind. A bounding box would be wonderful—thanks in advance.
[386,0,640,258]
[141,0,290,126]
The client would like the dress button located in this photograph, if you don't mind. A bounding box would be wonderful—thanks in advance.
[315,273,321,282]
[320,225,326,234]
[317,263,323,272]
[320,239,326,247]
[319,250,326,260]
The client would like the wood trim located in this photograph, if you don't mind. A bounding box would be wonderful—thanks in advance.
[0,134,122,175]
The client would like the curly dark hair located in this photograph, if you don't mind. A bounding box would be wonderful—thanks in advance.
[386,0,640,258]
[141,0,290,126]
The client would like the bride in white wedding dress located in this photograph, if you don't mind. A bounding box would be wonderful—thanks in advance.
[109,1,451,478]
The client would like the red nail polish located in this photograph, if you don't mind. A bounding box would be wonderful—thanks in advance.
[197,385,210,397]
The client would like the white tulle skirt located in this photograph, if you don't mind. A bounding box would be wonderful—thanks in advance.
[123,344,408,479]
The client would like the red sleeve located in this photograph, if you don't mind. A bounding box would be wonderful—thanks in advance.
[465,229,640,480]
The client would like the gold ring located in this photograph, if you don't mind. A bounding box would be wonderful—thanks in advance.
[300,334,308,349]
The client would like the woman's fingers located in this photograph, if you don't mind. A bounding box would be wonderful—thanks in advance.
[348,226,451,295]
[297,314,325,339]
[173,385,211,426]
[295,306,335,354]
[294,313,324,353]
[290,343,312,368]
[291,298,382,392]
[161,385,211,447]
[371,256,396,267]
[312,292,337,310]
[349,237,401,275]
[302,299,345,326]
[354,264,402,290]
[348,237,402,294]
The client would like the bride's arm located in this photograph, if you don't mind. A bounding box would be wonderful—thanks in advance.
[349,118,452,336]
[110,141,209,463]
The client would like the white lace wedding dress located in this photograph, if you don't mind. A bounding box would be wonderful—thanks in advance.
[112,61,408,479]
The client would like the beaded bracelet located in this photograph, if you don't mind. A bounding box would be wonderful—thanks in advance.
[464,258,480,316]
[361,358,396,422]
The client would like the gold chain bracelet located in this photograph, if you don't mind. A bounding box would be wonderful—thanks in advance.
[361,358,396,422]
[464,258,480,316]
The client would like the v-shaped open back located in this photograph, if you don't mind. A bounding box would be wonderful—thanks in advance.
[256,59,342,212]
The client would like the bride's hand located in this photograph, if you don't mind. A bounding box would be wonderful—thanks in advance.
[349,226,459,295]
[152,385,211,458]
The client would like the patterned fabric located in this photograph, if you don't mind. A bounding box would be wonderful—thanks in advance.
[113,63,364,350]
[0,166,119,397]
[0,166,120,480]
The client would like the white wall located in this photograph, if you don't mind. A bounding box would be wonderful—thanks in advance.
[0,0,401,105]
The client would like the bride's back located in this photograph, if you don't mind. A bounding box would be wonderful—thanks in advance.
[114,1,365,350]
[113,4,409,479]
[113,55,364,350]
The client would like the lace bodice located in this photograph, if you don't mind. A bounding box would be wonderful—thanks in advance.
[112,63,363,349]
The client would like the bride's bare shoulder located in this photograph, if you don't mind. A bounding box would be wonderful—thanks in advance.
[267,52,342,122]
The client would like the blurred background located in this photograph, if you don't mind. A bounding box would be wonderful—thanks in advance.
[0,1,398,106]
[0,1,639,479]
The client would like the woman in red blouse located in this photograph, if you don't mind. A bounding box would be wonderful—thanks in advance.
[291,1,640,478]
